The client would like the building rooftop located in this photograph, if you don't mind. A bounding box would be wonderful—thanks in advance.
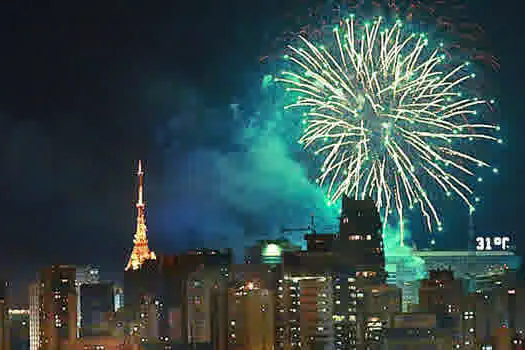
[414,250,517,257]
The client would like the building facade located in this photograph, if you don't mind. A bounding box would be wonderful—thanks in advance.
[227,281,275,350]
[0,281,9,350]
[10,309,30,350]
[80,283,114,337]
[39,265,77,350]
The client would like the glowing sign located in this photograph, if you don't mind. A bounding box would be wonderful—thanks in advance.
[475,236,511,251]
[263,244,282,257]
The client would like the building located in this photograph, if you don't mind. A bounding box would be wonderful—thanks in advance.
[75,266,100,338]
[419,269,463,315]
[162,249,231,347]
[383,313,454,349]
[462,286,525,349]
[65,336,132,350]
[79,283,114,337]
[39,265,77,350]
[414,249,521,292]
[275,197,394,350]
[29,282,41,350]
[0,281,9,350]
[124,248,232,347]
[10,309,30,350]
[186,265,229,349]
[337,197,386,284]
[75,267,99,286]
[244,239,300,265]
[113,287,124,312]
[386,247,522,311]
[227,279,275,350]
[275,273,335,349]
[230,264,277,292]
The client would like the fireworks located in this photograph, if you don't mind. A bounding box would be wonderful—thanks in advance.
[266,0,498,71]
[277,16,499,244]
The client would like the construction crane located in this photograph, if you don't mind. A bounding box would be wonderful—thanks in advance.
[280,214,317,236]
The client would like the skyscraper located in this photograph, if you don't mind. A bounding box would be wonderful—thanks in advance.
[185,257,230,349]
[39,265,77,350]
[75,266,100,338]
[277,196,394,350]
[227,275,275,350]
[29,283,40,350]
[337,197,386,284]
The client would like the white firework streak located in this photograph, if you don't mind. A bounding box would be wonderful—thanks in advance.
[277,16,499,245]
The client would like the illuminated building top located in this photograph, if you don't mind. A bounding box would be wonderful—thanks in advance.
[125,160,156,271]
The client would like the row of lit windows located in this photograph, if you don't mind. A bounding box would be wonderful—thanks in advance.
[347,235,373,241]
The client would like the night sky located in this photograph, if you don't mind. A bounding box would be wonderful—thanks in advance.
[0,1,524,299]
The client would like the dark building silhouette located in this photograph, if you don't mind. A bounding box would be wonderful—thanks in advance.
[10,309,29,350]
[80,283,114,337]
[0,281,9,350]
[337,196,386,284]
[419,269,463,315]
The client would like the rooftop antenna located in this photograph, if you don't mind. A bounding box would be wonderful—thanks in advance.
[468,211,475,251]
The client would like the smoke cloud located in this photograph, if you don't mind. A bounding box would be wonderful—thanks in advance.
[152,77,340,258]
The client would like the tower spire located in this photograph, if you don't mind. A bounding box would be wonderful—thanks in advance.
[468,211,475,251]
[125,160,156,271]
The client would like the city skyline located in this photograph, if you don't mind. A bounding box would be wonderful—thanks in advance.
[0,0,523,302]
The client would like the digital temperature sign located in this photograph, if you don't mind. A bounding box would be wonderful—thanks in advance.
[475,236,511,251]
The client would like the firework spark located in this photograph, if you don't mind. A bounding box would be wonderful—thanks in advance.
[278,16,499,244]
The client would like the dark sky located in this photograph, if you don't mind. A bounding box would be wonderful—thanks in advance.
[0,0,524,297]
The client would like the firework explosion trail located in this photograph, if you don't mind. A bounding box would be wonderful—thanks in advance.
[267,0,498,70]
[277,15,500,245]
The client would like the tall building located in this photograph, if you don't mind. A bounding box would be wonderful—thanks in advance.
[276,274,336,349]
[337,197,386,284]
[75,266,100,338]
[276,197,395,350]
[79,283,114,337]
[418,269,465,347]
[227,277,275,350]
[39,265,77,350]
[29,282,41,350]
[419,269,463,315]
[186,264,229,349]
[125,160,156,271]
[0,281,9,350]
[160,249,232,347]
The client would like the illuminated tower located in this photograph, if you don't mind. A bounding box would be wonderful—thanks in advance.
[125,160,156,271]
